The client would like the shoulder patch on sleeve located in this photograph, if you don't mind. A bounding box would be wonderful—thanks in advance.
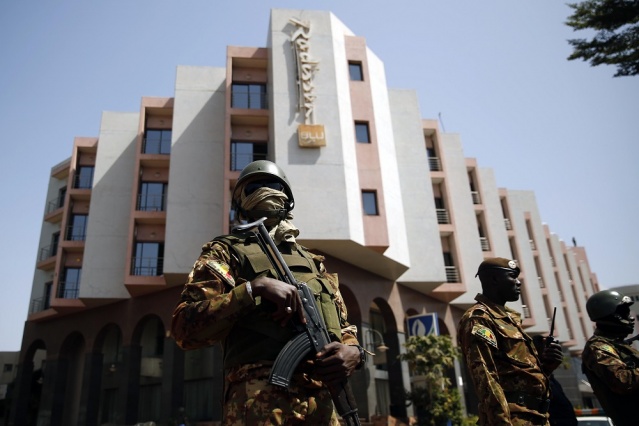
[598,343,618,356]
[205,260,235,287]
[472,325,498,349]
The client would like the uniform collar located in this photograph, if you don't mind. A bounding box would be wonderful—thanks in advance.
[475,293,521,321]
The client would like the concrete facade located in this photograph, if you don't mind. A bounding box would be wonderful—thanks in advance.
[12,8,602,426]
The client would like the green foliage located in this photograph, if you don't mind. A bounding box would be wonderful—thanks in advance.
[400,335,465,426]
[565,0,639,76]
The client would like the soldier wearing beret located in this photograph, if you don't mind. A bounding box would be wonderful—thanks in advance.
[171,161,364,425]
[457,257,564,426]
[581,290,639,426]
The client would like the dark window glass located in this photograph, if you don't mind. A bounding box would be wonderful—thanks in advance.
[66,214,88,241]
[74,166,94,189]
[138,182,167,211]
[59,267,81,298]
[443,252,454,267]
[355,122,370,143]
[57,187,66,208]
[231,84,267,109]
[230,141,267,171]
[44,282,52,309]
[144,129,172,154]
[362,191,378,215]
[133,242,164,276]
[348,61,363,81]
[50,232,60,256]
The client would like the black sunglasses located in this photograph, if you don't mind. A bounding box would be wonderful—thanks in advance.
[244,181,285,196]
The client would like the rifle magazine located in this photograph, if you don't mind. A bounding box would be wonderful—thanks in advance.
[268,332,313,388]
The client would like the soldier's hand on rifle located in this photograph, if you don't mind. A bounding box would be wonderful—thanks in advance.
[251,276,306,326]
[540,340,563,375]
[314,342,360,384]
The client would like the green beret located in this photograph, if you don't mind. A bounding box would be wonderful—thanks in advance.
[476,257,520,277]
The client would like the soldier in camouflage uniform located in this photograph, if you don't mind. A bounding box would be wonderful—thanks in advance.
[457,258,564,426]
[582,290,639,426]
[171,160,364,426]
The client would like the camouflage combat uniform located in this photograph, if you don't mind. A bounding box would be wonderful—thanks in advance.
[458,294,551,426]
[581,331,639,426]
[171,233,360,426]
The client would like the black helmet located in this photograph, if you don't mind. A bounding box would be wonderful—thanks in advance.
[586,290,633,322]
[232,160,294,216]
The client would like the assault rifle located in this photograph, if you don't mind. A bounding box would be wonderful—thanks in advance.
[546,307,557,346]
[232,217,361,426]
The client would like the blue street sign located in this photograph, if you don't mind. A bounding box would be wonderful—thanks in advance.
[406,313,439,337]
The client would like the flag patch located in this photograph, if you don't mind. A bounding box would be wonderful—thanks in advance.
[472,325,498,348]
[599,344,618,356]
[206,260,235,287]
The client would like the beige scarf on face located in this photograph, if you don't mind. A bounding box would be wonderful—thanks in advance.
[236,182,300,245]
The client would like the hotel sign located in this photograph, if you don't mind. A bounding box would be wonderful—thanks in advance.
[290,17,325,148]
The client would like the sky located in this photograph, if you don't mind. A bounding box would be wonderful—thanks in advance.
[0,1,637,351]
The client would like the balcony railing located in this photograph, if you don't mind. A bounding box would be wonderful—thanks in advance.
[131,257,164,276]
[504,218,512,230]
[428,157,442,171]
[231,89,268,110]
[137,194,167,212]
[30,297,46,313]
[57,284,79,299]
[480,237,490,252]
[445,266,459,283]
[471,191,481,205]
[65,226,87,241]
[231,151,268,172]
[142,137,171,155]
[538,276,545,288]
[46,195,65,214]
[39,245,58,261]
[73,173,94,189]
[521,304,531,318]
[436,208,450,224]
[529,239,537,251]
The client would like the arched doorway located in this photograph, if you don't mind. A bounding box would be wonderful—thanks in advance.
[134,315,165,423]
[96,324,123,424]
[59,332,86,426]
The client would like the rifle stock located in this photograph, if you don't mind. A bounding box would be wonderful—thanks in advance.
[232,217,361,426]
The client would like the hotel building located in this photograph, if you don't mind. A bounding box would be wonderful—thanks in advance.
[11,9,601,426]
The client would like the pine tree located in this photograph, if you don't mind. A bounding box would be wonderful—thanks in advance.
[566,0,639,77]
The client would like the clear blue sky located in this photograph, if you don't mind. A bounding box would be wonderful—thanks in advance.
[1,1,637,351]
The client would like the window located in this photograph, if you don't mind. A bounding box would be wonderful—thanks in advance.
[230,141,267,171]
[138,182,167,212]
[57,186,66,208]
[3,364,12,373]
[66,214,88,241]
[59,267,81,298]
[355,122,370,143]
[74,166,94,189]
[44,282,52,309]
[362,191,378,215]
[231,83,267,109]
[132,242,164,276]
[348,61,363,81]
[50,232,60,257]
[143,129,172,155]
[443,252,459,283]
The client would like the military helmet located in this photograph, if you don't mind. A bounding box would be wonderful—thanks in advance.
[232,160,294,212]
[586,290,633,322]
